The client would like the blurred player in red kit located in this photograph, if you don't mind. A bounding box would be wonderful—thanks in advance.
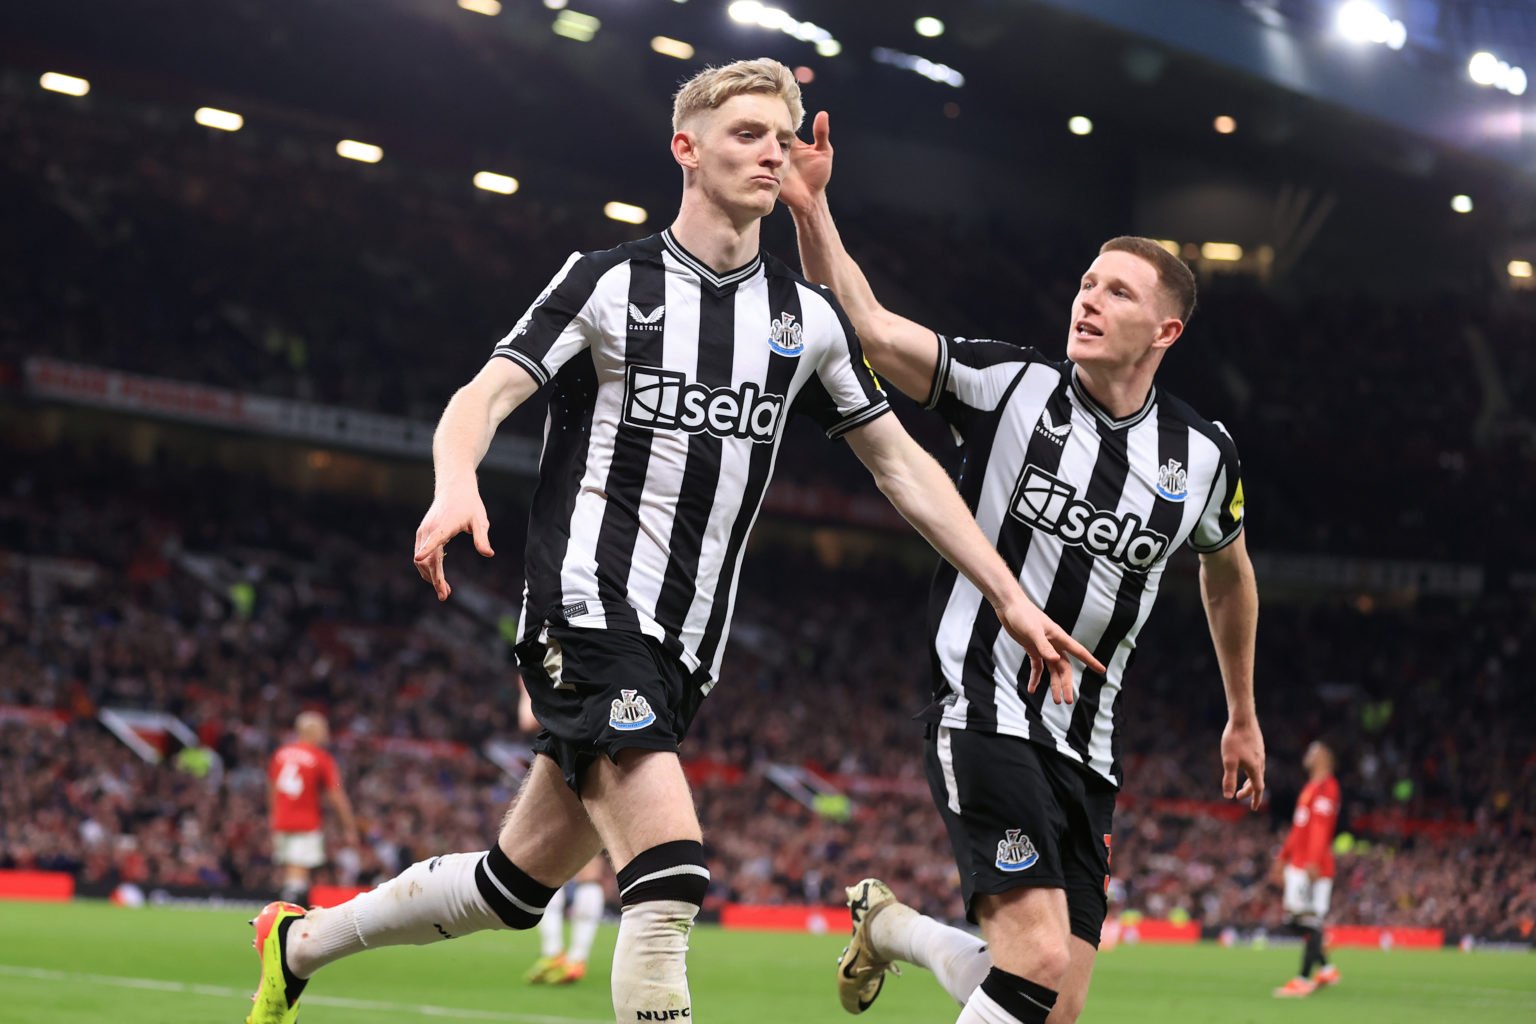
[268,711,360,907]
[1272,740,1341,997]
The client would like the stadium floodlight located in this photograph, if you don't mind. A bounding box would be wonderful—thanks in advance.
[1335,1,1405,49]
[1450,194,1473,214]
[651,36,696,60]
[1154,240,1181,256]
[1213,115,1237,134]
[457,0,501,15]
[728,1,764,24]
[1469,51,1500,85]
[336,140,383,164]
[871,48,965,88]
[1201,242,1244,261]
[552,10,599,41]
[1508,260,1533,279]
[473,171,519,195]
[40,72,90,97]
[544,0,568,8]
[605,201,648,225]
[728,2,841,58]
[194,107,243,132]
[915,17,944,38]
[1068,116,1093,136]
[816,39,842,57]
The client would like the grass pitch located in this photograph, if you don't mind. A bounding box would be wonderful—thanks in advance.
[0,901,1531,1023]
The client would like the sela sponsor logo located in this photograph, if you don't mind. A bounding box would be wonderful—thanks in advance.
[995,829,1040,872]
[623,366,785,444]
[1155,458,1188,502]
[628,303,665,331]
[609,688,657,731]
[1033,408,1072,447]
[768,311,804,356]
[1010,464,1172,573]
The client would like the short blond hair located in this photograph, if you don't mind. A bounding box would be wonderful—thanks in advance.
[671,58,804,134]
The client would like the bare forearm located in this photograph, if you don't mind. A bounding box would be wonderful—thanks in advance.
[432,381,500,493]
[1201,559,1259,721]
[790,195,887,334]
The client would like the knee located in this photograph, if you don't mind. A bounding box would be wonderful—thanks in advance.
[1032,938,1073,989]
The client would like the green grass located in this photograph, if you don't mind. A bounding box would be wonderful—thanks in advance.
[0,901,1531,1023]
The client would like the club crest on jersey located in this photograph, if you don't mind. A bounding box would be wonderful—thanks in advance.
[1033,409,1072,446]
[995,830,1039,872]
[768,312,804,356]
[628,303,665,332]
[609,689,657,731]
[1155,458,1188,502]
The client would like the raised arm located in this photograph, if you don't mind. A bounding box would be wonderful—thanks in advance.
[844,413,1105,704]
[781,112,941,403]
[412,356,540,600]
[1199,531,1265,810]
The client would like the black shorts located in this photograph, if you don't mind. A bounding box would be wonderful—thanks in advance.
[514,625,707,793]
[924,724,1116,946]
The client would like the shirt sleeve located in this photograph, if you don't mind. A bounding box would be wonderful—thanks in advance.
[793,288,891,440]
[491,251,602,387]
[1188,421,1245,552]
[320,752,341,793]
[925,335,1045,443]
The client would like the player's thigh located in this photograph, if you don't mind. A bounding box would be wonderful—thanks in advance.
[580,747,701,869]
[498,753,604,885]
[974,886,1072,983]
[1046,936,1099,1024]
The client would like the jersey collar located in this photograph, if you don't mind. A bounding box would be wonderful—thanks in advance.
[662,230,763,295]
[1069,365,1157,431]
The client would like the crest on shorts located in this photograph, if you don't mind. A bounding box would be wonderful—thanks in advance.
[769,312,804,356]
[609,689,657,731]
[995,829,1040,872]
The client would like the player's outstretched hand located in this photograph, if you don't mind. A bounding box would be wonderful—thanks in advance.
[780,110,833,211]
[997,598,1106,706]
[413,484,495,602]
[1221,716,1266,811]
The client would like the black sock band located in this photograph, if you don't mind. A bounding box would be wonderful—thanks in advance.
[616,840,710,907]
[979,967,1058,1024]
[474,846,558,929]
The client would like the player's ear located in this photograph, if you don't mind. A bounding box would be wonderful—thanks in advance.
[1153,316,1183,351]
[672,129,700,171]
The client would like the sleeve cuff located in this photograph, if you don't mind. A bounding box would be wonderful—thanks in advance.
[923,333,951,411]
[825,401,892,440]
[492,347,551,387]
[1189,522,1244,554]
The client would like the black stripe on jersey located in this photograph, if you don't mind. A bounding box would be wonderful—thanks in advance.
[521,355,598,640]
[1065,406,1189,772]
[1027,416,1133,752]
[493,253,598,387]
[652,284,737,657]
[693,273,805,676]
[591,255,668,633]
[933,376,1072,733]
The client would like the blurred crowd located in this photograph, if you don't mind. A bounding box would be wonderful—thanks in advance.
[2,451,1532,942]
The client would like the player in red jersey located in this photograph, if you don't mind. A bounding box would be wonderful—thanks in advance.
[1271,740,1341,997]
[268,711,360,906]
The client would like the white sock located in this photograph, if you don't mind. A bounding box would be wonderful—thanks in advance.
[610,899,697,1020]
[539,885,568,958]
[287,852,510,977]
[871,904,993,1005]
[956,986,1021,1023]
[567,882,604,963]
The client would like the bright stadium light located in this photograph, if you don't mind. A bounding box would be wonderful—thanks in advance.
[651,36,695,60]
[605,201,648,225]
[544,0,568,8]
[1154,240,1181,256]
[552,10,599,41]
[1468,51,1526,94]
[1469,51,1500,85]
[194,107,243,132]
[40,72,90,97]
[1201,242,1244,261]
[1068,116,1094,136]
[1450,194,1473,214]
[729,2,841,57]
[1213,114,1237,134]
[871,48,964,88]
[1508,260,1533,279]
[915,17,944,38]
[816,39,842,57]
[457,0,501,15]
[336,140,383,164]
[473,171,519,195]
[1335,1,1405,49]
[1509,67,1529,96]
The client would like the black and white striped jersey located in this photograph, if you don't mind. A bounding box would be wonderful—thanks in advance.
[921,335,1245,787]
[493,230,889,689]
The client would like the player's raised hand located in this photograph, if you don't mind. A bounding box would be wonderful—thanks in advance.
[780,110,833,211]
[1221,715,1266,811]
[996,597,1106,706]
[413,483,494,602]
